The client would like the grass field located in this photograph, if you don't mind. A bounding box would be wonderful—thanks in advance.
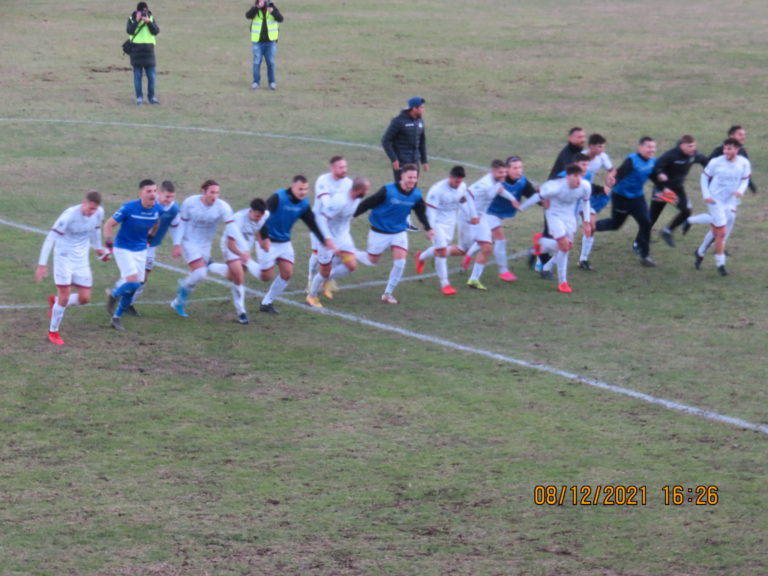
[2,1,768,575]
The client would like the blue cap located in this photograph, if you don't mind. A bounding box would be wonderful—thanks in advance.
[407,96,425,109]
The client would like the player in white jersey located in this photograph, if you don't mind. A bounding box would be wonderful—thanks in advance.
[578,134,616,270]
[308,156,353,294]
[35,191,107,345]
[171,179,245,317]
[306,177,370,308]
[414,166,477,295]
[695,138,751,275]
[534,165,591,293]
[208,198,270,323]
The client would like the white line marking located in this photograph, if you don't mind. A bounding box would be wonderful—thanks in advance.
[1,120,765,436]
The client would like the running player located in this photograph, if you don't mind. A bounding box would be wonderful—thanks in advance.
[35,191,107,345]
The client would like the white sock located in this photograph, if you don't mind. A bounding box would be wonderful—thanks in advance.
[688,213,712,225]
[579,236,594,261]
[540,237,558,254]
[385,259,406,294]
[50,303,66,332]
[308,252,319,279]
[698,231,714,256]
[470,262,485,282]
[245,259,261,277]
[262,275,289,305]
[355,250,375,266]
[184,267,208,293]
[556,250,569,284]
[330,263,352,279]
[494,239,508,272]
[435,256,449,287]
[715,253,726,267]
[67,293,81,306]
[467,243,480,258]
[308,273,325,297]
[208,262,229,277]
[419,246,435,261]
[231,283,246,315]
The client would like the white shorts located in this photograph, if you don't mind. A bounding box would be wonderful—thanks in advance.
[707,202,734,229]
[220,236,253,263]
[431,222,455,250]
[257,241,294,270]
[53,253,92,287]
[485,213,505,231]
[113,247,147,282]
[317,231,356,264]
[145,246,157,270]
[182,241,212,265]
[458,215,492,252]
[546,214,577,241]
[366,229,408,256]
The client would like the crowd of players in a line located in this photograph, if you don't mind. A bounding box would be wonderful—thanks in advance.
[35,125,753,345]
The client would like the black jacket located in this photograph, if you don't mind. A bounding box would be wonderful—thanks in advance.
[381,110,427,165]
[652,145,708,192]
[547,142,583,180]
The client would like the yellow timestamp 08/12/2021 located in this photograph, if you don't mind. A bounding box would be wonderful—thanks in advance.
[532,485,719,506]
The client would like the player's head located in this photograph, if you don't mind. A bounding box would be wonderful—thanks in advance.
[158,180,176,206]
[290,175,310,200]
[565,163,583,187]
[200,179,220,206]
[248,197,267,222]
[399,164,419,191]
[588,133,606,155]
[505,155,523,180]
[490,159,507,181]
[448,165,466,188]
[722,138,742,159]
[351,177,370,199]
[727,125,746,145]
[678,134,697,156]
[329,156,348,180]
[637,136,656,158]
[81,190,102,216]
[568,127,586,148]
[573,152,590,174]
[138,179,158,207]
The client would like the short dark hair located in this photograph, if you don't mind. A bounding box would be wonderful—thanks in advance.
[201,179,219,191]
[400,163,419,174]
[250,198,267,212]
[679,134,696,144]
[136,2,148,11]
[292,175,308,184]
[505,155,522,165]
[638,136,654,145]
[727,125,743,136]
[573,153,590,163]
[160,180,176,192]
[352,177,370,194]
[329,155,345,165]
[723,137,742,149]
[85,190,102,204]
[588,133,606,146]
[449,166,466,178]
[491,159,506,170]
[565,164,583,175]
[139,179,155,189]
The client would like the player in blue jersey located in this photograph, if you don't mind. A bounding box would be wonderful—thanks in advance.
[595,137,665,267]
[257,175,334,314]
[353,164,433,304]
[126,180,181,314]
[103,179,161,331]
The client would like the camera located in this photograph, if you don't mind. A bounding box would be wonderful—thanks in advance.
[141,10,149,18]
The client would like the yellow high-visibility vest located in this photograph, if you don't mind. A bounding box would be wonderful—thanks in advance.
[251,10,278,42]
[132,16,156,45]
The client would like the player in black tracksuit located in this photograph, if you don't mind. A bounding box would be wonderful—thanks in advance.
[647,135,708,247]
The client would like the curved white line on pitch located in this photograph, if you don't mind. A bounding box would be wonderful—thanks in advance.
[0,117,487,170]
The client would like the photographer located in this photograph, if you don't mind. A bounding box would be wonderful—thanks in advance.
[126,2,160,105]
[246,0,284,90]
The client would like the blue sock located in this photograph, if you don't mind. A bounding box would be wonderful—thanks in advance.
[114,282,140,317]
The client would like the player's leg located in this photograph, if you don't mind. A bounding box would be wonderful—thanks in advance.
[261,243,294,314]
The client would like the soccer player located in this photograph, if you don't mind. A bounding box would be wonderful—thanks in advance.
[535,165,591,293]
[353,164,432,304]
[103,180,161,331]
[414,166,477,295]
[595,136,664,267]
[171,179,244,318]
[35,191,107,345]
[695,138,751,275]
[577,134,616,270]
[127,179,182,314]
[208,197,270,323]
[306,177,370,308]
[308,156,352,292]
[648,135,708,248]
[258,175,334,314]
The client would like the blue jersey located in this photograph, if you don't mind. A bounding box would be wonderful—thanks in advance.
[488,175,533,219]
[613,153,656,199]
[369,183,423,233]
[150,201,180,247]
[265,189,310,242]
[113,199,161,251]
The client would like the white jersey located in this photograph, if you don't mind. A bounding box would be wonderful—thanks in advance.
[312,172,353,242]
[701,155,751,206]
[38,204,104,266]
[468,173,505,214]
[224,208,270,252]
[425,178,477,229]
[179,195,236,247]
[587,151,613,176]
[540,177,592,223]
[320,191,361,239]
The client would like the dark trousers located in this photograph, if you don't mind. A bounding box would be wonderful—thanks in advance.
[649,188,690,231]
[596,194,651,258]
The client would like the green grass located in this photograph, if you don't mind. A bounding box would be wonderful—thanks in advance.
[2,0,768,574]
